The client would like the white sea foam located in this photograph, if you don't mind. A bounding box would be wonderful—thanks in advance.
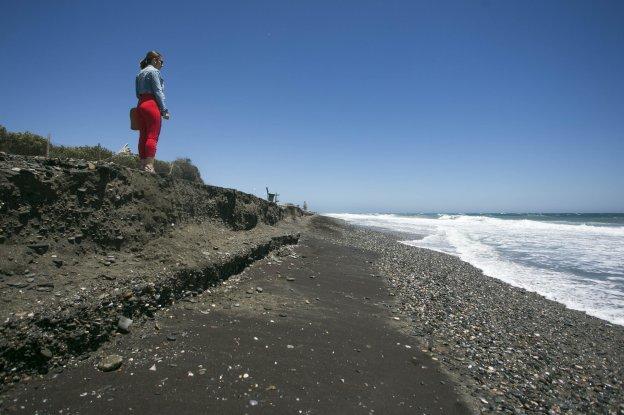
[327,213,624,326]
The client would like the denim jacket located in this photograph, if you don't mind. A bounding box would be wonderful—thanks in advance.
[135,65,167,114]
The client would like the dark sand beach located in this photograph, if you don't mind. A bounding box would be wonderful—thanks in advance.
[1,217,473,414]
[1,155,623,414]
[314,217,624,414]
[2,215,623,413]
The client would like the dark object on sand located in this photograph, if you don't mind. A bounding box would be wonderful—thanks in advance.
[97,355,123,372]
[266,187,279,203]
[27,244,49,255]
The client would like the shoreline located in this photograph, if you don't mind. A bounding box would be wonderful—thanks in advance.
[329,213,624,326]
[346,223,624,328]
[1,215,622,413]
[318,216,624,413]
[2,217,474,414]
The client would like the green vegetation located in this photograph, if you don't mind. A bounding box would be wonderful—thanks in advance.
[50,143,114,160]
[0,125,48,156]
[0,125,203,183]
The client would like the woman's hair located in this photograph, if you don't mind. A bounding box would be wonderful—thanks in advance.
[140,51,163,69]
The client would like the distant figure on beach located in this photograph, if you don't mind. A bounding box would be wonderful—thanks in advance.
[135,51,170,173]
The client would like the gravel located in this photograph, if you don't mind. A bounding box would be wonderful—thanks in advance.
[313,216,624,414]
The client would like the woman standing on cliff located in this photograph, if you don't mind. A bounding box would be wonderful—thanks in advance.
[135,51,170,173]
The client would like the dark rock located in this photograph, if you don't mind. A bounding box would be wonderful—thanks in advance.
[27,244,49,255]
[40,348,53,360]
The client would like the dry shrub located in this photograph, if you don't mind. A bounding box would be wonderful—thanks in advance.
[0,126,48,156]
[1,124,203,183]
[110,153,140,169]
[50,144,113,160]
[170,158,202,182]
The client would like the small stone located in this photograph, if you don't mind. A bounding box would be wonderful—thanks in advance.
[118,316,133,333]
[249,399,258,406]
[286,277,295,282]
[256,287,263,293]
[40,348,53,360]
[97,355,123,372]
[149,364,157,371]
[7,282,29,288]
[279,313,287,317]
[166,334,177,341]
[27,243,49,255]
[36,283,54,292]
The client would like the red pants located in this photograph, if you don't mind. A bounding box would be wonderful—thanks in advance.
[137,94,161,159]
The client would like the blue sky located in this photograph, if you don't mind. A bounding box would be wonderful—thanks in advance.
[1,0,623,212]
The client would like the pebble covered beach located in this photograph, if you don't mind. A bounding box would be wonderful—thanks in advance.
[317,216,624,414]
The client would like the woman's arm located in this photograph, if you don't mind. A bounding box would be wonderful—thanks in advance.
[148,70,168,115]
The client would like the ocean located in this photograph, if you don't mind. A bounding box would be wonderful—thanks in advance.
[326,213,624,326]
